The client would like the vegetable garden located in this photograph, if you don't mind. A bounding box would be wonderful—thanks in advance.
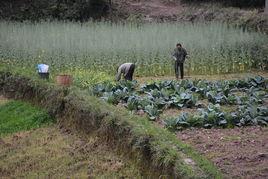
[0,19,268,178]
[93,76,268,131]
[1,20,267,129]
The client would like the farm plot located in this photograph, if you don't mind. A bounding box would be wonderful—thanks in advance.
[177,127,268,178]
[0,97,143,178]
[92,76,268,130]
[0,21,268,85]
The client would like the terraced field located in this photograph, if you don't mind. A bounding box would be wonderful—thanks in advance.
[0,97,142,178]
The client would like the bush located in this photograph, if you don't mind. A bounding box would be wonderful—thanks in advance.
[0,0,110,21]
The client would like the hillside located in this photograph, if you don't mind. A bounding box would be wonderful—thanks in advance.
[0,0,267,33]
[111,0,268,33]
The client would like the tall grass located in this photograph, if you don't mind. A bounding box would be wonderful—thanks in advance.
[0,20,267,76]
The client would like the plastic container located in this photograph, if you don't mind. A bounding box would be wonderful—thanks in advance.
[56,75,72,87]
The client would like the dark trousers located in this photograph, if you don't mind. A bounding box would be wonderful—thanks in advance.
[174,61,184,79]
[124,64,135,81]
[38,73,49,80]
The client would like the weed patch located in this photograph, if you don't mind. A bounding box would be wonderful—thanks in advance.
[0,100,54,136]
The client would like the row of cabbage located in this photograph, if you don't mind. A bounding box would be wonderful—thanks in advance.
[92,76,268,130]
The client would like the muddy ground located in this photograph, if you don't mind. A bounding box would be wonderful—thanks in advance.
[177,127,268,179]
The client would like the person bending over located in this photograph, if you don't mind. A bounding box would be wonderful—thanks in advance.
[172,43,188,80]
[116,63,136,81]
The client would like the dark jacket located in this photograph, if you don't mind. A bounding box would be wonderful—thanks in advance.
[172,47,187,63]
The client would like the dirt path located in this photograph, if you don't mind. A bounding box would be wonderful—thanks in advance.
[137,71,268,84]
[177,127,268,179]
[0,126,142,178]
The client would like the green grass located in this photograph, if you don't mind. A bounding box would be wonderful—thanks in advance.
[0,100,54,136]
[0,62,114,89]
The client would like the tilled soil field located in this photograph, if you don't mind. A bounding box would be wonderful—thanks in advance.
[177,126,268,179]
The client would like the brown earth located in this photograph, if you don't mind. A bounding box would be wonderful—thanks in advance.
[177,126,268,179]
[137,71,268,84]
[0,126,142,178]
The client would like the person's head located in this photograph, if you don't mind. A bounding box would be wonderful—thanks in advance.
[176,43,182,48]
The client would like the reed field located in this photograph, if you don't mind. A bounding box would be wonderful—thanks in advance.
[0,21,267,80]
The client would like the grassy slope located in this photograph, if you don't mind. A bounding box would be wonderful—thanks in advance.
[0,126,142,178]
[0,100,53,136]
[0,98,142,178]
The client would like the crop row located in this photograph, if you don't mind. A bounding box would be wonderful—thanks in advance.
[0,21,267,77]
[92,76,268,130]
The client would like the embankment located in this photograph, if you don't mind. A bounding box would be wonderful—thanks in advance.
[0,71,222,178]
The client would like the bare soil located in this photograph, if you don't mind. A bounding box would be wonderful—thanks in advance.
[177,126,268,179]
[0,126,142,178]
[137,71,268,84]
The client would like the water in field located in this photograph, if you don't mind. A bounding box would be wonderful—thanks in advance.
[0,21,267,76]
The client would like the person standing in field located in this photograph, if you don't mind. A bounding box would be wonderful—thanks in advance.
[116,63,136,81]
[172,43,188,80]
